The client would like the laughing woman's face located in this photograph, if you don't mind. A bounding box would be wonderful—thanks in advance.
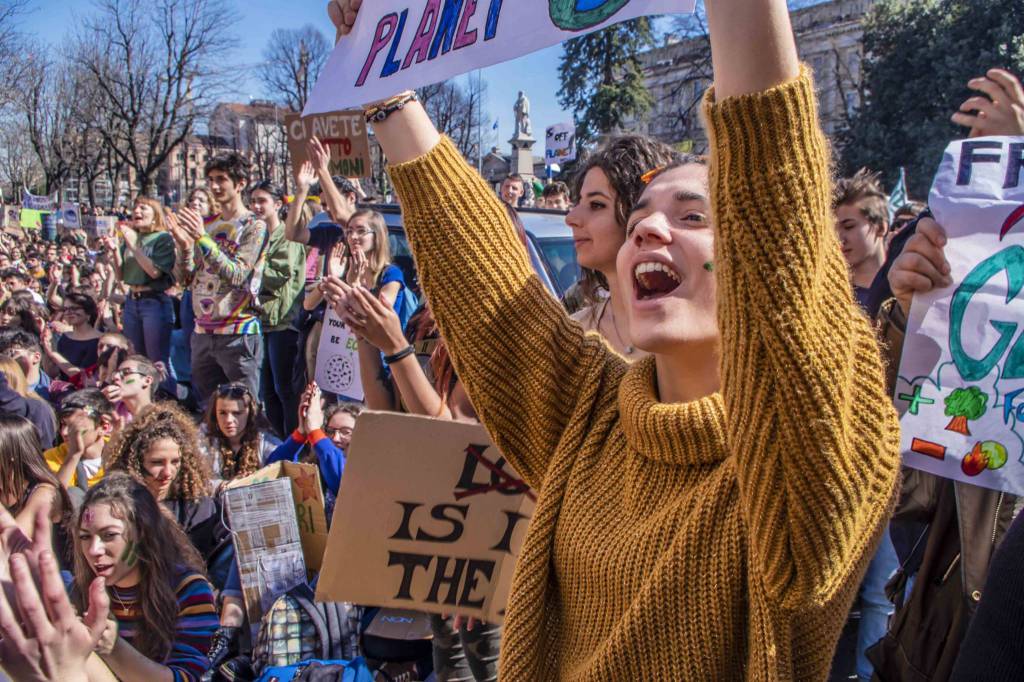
[616,164,718,356]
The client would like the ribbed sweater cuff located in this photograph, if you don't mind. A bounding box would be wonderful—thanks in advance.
[308,429,329,445]
[702,65,823,178]
[290,429,306,444]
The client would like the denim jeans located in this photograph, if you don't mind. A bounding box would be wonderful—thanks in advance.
[190,332,263,409]
[123,293,175,394]
[170,290,195,384]
[262,328,300,438]
[856,526,899,679]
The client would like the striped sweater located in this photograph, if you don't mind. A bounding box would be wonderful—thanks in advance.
[110,570,218,682]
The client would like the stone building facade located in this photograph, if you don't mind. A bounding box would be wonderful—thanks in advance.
[638,0,872,152]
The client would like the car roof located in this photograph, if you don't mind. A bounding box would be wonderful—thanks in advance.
[368,203,571,239]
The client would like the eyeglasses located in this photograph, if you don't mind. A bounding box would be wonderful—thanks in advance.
[111,369,144,380]
[891,218,914,232]
[216,383,250,398]
[324,427,353,439]
[61,306,84,314]
[344,227,372,238]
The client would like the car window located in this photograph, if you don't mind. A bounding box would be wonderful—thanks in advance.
[534,237,580,294]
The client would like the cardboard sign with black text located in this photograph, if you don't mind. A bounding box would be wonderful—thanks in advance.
[315,412,535,623]
[285,110,372,178]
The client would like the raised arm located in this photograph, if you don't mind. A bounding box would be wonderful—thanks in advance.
[285,162,316,245]
[705,0,900,608]
[367,98,609,485]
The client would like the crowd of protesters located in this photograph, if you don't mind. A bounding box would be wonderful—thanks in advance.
[1,0,1024,680]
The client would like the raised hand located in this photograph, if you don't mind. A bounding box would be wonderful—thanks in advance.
[164,210,194,250]
[327,0,362,43]
[345,246,369,287]
[307,137,331,175]
[334,281,407,355]
[0,505,109,682]
[296,161,317,191]
[178,207,206,241]
[119,224,139,250]
[304,383,325,433]
[952,69,1024,138]
[887,217,953,316]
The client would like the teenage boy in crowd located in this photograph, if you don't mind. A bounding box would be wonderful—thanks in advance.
[168,153,269,404]
[1,268,44,304]
[100,354,158,425]
[44,389,114,494]
[0,328,51,402]
[540,181,570,211]
[834,169,889,309]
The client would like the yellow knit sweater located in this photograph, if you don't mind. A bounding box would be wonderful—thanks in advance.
[388,70,900,681]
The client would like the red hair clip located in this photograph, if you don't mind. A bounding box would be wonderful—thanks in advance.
[640,166,665,185]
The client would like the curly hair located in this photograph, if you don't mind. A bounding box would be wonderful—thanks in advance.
[569,135,683,308]
[72,472,205,663]
[103,403,210,501]
[203,385,270,481]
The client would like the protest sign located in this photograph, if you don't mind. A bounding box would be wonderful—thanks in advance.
[1,205,19,228]
[82,215,116,237]
[316,412,535,623]
[545,122,576,166]
[304,0,693,114]
[59,202,81,229]
[223,477,308,638]
[284,110,373,178]
[315,306,364,402]
[896,136,1024,495]
[227,461,329,572]
[21,188,55,211]
[19,209,45,229]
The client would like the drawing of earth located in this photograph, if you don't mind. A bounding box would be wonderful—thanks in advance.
[324,356,354,390]
[550,0,630,31]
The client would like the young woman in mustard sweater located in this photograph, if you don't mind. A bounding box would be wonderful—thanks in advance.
[329,1,901,679]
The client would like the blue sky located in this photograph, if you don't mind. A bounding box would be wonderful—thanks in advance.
[17,0,576,150]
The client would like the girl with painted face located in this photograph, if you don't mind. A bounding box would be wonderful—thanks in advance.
[328,0,901,678]
[104,404,230,587]
[201,382,279,490]
[566,136,680,360]
[73,472,217,682]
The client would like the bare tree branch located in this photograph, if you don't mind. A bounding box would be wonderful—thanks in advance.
[258,25,330,113]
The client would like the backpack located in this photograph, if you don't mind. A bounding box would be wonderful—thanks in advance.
[252,584,362,677]
[256,658,374,682]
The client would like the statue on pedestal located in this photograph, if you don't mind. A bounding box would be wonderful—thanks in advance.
[514,91,532,138]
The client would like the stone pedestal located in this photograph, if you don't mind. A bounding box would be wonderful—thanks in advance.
[509,134,536,180]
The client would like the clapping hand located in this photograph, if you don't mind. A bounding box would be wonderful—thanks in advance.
[307,137,331,176]
[953,68,1024,138]
[323,278,407,355]
[119,224,139,250]
[345,246,370,287]
[303,383,325,434]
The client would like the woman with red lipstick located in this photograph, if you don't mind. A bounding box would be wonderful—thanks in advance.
[72,472,217,682]
[328,0,901,677]
[566,136,679,360]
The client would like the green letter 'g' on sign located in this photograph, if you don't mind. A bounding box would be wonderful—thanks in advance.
[549,0,631,31]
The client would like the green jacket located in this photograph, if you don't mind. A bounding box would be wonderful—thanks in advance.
[258,224,306,331]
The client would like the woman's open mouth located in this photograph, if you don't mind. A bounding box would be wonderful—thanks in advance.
[633,261,682,300]
[92,563,115,577]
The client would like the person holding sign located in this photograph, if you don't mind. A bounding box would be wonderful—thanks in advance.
[328,0,900,678]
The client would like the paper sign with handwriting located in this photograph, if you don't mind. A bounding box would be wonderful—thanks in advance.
[896,136,1024,495]
[305,0,693,114]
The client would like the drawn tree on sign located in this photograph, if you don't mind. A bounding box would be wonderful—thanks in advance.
[944,387,989,436]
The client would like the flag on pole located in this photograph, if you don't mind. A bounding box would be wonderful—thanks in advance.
[888,167,908,221]
[492,119,499,131]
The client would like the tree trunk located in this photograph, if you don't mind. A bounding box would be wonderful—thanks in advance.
[945,415,971,436]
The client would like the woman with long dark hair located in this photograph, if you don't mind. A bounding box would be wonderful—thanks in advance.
[0,356,56,448]
[0,413,69,538]
[72,472,217,682]
[200,382,279,487]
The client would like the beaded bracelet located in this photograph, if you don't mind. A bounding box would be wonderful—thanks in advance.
[364,91,419,124]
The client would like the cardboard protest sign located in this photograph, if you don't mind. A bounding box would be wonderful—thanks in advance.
[896,136,1024,495]
[227,461,329,572]
[19,209,45,229]
[223,478,308,638]
[1,205,19,228]
[315,306,365,402]
[305,0,693,114]
[316,412,535,623]
[285,111,372,178]
[545,122,576,165]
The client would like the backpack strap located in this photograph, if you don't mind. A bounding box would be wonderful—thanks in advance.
[286,584,332,660]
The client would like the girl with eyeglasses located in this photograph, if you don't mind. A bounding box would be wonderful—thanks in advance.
[104,403,230,589]
[72,472,218,682]
[200,382,280,490]
[338,209,410,329]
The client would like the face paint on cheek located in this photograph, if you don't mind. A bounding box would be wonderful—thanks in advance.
[120,540,138,567]
[123,378,136,385]
[703,261,714,272]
